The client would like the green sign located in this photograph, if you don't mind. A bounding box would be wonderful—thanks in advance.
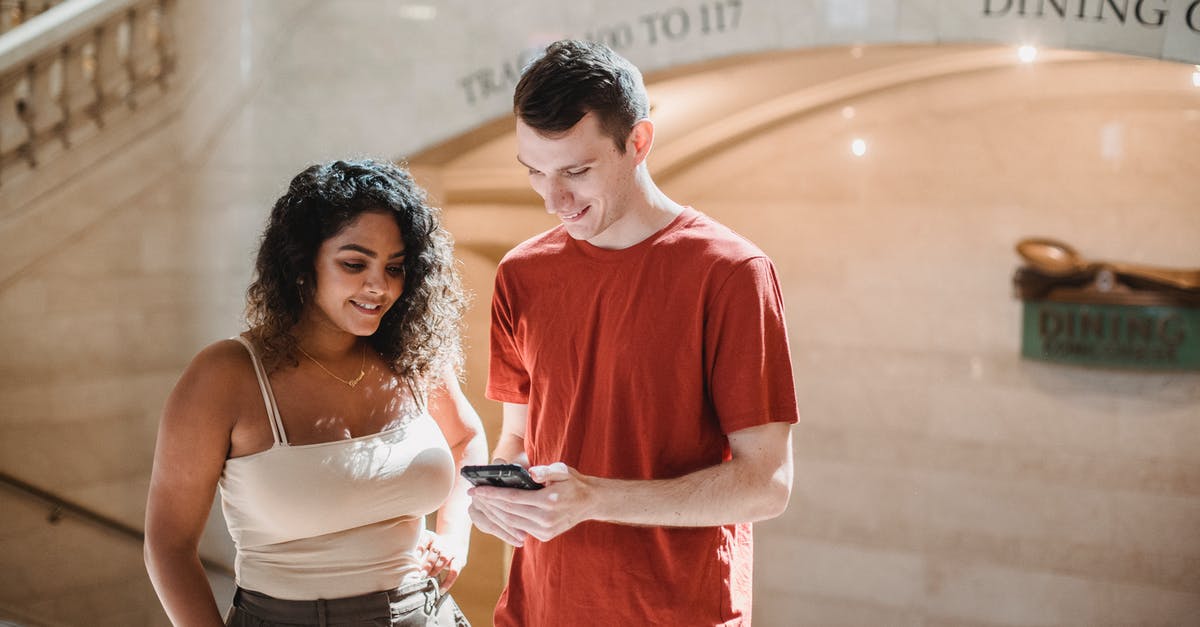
[1022,301,1200,370]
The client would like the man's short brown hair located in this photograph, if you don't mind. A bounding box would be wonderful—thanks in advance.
[513,40,650,152]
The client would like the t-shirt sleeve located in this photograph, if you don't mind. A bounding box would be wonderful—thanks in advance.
[487,263,531,403]
[705,256,799,434]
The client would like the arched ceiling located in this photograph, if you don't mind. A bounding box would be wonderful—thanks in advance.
[412,45,1120,201]
[409,43,1199,261]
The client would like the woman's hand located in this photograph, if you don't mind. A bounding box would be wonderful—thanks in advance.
[417,529,467,592]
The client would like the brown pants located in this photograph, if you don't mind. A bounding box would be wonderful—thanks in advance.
[224,578,470,627]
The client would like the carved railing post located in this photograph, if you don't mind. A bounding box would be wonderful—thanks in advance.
[126,1,153,103]
[24,1,52,16]
[93,12,129,123]
[60,33,97,145]
[23,51,61,164]
[156,0,173,79]
[0,1,19,36]
[0,71,30,181]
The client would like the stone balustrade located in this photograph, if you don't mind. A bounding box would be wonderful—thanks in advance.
[1,1,68,36]
[0,0,174,186]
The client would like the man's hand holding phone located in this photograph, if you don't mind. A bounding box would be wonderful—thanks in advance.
[467,460,594,546]
[466,459,536,546]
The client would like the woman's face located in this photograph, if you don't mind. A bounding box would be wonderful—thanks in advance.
[307,210,406,337]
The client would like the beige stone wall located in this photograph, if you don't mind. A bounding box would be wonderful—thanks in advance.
[664,55,1200,626]
[1,2,1198,625]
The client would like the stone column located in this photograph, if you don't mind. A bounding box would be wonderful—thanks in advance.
[61,34,99,146]
[93,13,131,125]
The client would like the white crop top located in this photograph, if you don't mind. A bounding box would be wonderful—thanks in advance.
[218,336,455,599]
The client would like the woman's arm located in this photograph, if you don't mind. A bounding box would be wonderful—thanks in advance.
[423,369,488,590]
[466,402,532,546]
[490,402,529,467]
[144,341,244,627]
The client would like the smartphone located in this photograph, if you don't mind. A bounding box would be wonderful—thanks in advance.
[461,464,544,490]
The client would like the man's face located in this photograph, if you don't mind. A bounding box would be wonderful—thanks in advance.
[516,112,640,248]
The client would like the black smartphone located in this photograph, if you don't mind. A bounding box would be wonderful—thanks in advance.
[461,464,544,490]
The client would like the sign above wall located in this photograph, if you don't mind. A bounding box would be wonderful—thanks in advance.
[454,0,1200,111]
[1013,238,1200,370]
[977,0,1200,61]
[397,0,1200,160]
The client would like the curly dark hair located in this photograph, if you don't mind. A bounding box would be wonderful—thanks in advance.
[245,159,465,401]
[514,39,650,152]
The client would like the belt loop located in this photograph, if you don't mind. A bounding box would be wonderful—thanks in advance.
[317,598,328,627]
[424,579,437,615]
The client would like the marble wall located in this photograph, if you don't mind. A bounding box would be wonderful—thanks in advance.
[1,1,1198,626]
[668,58,1200,624]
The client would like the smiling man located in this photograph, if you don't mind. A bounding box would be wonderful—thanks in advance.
[467,40,799,627]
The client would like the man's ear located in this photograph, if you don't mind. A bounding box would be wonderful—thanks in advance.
[627,119,654,165]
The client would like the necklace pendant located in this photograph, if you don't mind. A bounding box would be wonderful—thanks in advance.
[348,370,365,388]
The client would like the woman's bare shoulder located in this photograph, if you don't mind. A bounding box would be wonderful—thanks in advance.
[190,337,255,376]
[168,337,259,417]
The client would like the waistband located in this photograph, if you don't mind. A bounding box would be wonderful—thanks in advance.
[233,577,444,626]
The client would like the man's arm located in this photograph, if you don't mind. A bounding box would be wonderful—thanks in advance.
[469,412,793,543]
[586,421,792,526]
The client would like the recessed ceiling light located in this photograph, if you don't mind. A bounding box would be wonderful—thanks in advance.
[397,4,436,20]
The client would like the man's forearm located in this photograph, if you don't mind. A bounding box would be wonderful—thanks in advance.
[585,455,791,527]
[473,421,792,541]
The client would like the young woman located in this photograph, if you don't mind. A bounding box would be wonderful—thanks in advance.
[145,160,485,626]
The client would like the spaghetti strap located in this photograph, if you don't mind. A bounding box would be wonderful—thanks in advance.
[231,336,290,446]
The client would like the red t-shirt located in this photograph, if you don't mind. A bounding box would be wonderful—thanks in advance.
[487,208,798,626]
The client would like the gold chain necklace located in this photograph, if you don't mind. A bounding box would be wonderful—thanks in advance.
[296,343,367,388]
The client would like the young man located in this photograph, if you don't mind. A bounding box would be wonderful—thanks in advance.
[467,40,798,626]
